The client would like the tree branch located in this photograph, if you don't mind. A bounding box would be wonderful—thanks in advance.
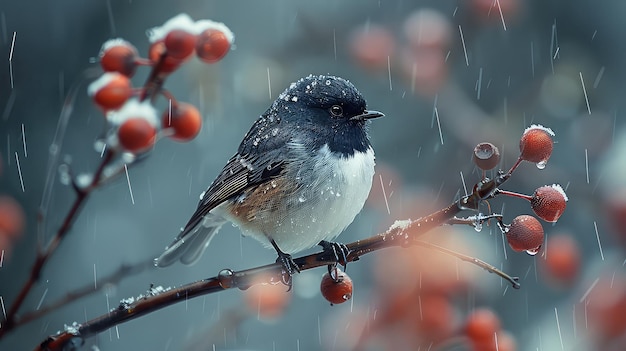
[0,150,116,337]
[35,199,510,350]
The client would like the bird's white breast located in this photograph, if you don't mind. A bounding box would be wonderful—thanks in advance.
[221,144,376,254]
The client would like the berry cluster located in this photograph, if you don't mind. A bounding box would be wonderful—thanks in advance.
[471,124,567,255]
[88,14,234,154]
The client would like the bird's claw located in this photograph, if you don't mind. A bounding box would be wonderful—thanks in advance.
[319,240,350,269]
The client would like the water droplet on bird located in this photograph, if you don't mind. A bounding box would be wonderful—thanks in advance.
[325,79,331,85]
[271,180,277,188]
[298,195,307,203]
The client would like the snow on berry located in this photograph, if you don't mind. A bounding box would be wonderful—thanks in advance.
[531,184,568,222]
[88,72,132,111]
[99,39,139,77]
[519,124,555,165]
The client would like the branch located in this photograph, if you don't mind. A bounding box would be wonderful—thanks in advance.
[0,150,116,337]
[10,259,154,329]
[36,200,502,350]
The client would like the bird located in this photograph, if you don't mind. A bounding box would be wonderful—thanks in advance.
[155,74,383,276]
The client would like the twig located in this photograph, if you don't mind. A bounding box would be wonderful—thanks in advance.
[413,240,520,288]
[0,150,116,337]
[11,259,154,329]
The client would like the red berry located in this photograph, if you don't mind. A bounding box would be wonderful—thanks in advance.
[118,118,157,153]
[531,185,567,222]
[164,29,196,60]
[162,102,202,141]
[196,29,231,63]
[149,41,184,73]
[89,73,132,111]
[506,215,544,254]
[244,282,291,319]
[519,125,554,165]
[100,39,138,77]
[0,196,25,240]
[541,234,580,287]
[465,308,501,344]
[320,268,353,305]
[350,24,396,69]
[471,331,517,351]
[473,142,500,170]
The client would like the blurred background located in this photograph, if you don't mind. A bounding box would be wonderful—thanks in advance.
[1,0,626,350]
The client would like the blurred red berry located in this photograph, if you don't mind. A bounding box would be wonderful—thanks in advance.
[349,24,396,70]
[531,185,567,222]
[465,308,501,344]
[164,29,196,60]
[473,142,500,171]
[149,41,184,73]
[162,102,202,141]
[471,0,521,23]
[100,39,139,77]
[506,215,544,253]
[519,125,554,165]
[401,47,448,97]
[540,234,580,287]
[471,330,517,351]
[118,118,157,153]
[0,196,25,240]
[321,268,353,305]
[89,73,132,111]
[403,8,452,50]
[413,294,456,344]
[196,29,231,63]
[244,281,291,319]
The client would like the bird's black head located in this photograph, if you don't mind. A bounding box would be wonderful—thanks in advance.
[268,74,384,156]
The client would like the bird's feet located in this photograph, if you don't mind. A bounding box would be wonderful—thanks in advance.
[271,239,300,288]
[319,240,351,270]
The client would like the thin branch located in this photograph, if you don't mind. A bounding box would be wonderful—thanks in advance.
[413,240,520,288]
[0,150,115,337]
[11,260,154,329]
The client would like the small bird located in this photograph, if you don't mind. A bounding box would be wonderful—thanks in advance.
[156,74,383,275]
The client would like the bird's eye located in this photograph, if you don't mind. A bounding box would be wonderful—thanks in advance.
[330,105,343,117]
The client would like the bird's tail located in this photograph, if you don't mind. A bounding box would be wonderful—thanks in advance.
[155,214,227,267]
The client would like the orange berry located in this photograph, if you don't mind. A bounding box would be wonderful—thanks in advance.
[403,9,452,50]
[506,215,544,254]
[541,234,580,287]
[118,118,157,153]
[473,142,500,171]
[149,41,183,73]
[413,294,456,344]
[164,30,196,60]
[320,268,353,305]
[196,29,231,63]
[100,39,138,77]
[350,24,396,70]
[465,308,501,344]
[0,196,25,239]
[162,102,202,141]
[519,125,554,165]
[244,282,291,319]
[471,330,517,351]
[531,185,567,222]
[89,73,132,111]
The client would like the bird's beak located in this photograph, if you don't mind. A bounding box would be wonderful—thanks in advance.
[350,110,385,121]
